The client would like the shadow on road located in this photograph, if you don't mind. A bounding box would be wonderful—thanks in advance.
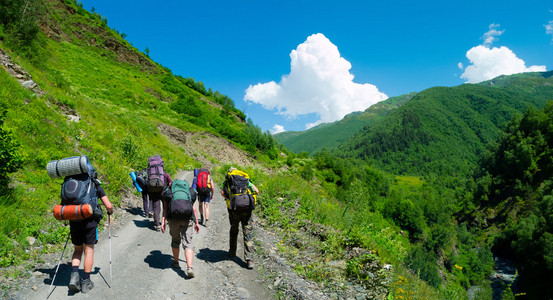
[197,248,228,264]
[123,206,143,217]
[196,248,248,268]
[144,250,191,279]
[132,218,156,231]
[38,264,104,297]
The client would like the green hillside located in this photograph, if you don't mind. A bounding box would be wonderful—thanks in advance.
[0,0,284,265]
[275,92,417,154]
[338,75,553,180]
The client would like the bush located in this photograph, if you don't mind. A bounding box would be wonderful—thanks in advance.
[405,245,441,288]
[0,107,24,193]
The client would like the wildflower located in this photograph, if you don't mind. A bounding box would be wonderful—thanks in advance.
[454,264,463,270]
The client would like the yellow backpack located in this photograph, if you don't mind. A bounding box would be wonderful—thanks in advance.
[224,169,256,210]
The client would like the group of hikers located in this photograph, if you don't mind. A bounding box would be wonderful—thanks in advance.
[49,154,259,294]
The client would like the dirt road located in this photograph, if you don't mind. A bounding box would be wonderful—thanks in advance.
[18,171,274,299]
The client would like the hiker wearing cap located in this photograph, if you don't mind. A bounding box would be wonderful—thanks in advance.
[161,179,200,278]
[221,167,259,269]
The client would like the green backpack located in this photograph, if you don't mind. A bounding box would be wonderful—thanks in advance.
[163,180,193,220]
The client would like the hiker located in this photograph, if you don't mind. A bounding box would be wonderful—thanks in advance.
[47,156,113,293]
[146,155,172,231]
[221,167,259,269]
[66,174,114,293]
[195,168,214,226]
[161,179,200,278]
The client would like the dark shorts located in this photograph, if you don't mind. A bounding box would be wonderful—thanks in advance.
[198,193,211,203]
[69,219,99,245]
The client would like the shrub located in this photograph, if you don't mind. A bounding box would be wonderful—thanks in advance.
[0,107,24,193]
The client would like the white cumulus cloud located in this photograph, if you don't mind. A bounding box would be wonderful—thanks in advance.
[270,124,286,134]
[460,24,547,83]
[244,33,388,130]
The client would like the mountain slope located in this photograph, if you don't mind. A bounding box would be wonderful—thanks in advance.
[275,92,416,154]
[0,0,282,267]
[337,73,553,179]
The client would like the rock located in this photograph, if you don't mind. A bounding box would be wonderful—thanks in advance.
[26,237,36,246]
[67,115,80,122]
[22,80,35,88]
[328,260,347,270]
[273,277,282,287]
[236,287,250,298]
[31,286,38,291]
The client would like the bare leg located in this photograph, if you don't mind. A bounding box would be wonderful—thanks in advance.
[83,245,95,273]
[184,248,194,268]
[172,247,179,264]
[72,245,84,267]
[204,202,210,220]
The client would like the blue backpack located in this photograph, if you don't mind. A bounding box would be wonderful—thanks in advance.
[60,163,101,220]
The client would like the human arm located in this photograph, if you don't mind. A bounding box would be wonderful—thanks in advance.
[210,178,215,200]
[249,182,259,194]
[97,186,113,215]
[221,180,229,199]
[100,195,113,215]
[165,172,173,185]
[192,202,200,233]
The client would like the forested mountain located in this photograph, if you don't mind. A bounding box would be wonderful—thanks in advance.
[337,73,553,181]
[275,92,417,154]
[461,102,553,299]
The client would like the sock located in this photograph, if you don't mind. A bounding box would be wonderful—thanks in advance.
[82,272,90,280]
[71,266,79,273]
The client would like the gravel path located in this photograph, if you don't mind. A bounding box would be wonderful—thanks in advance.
[14,171,275,300]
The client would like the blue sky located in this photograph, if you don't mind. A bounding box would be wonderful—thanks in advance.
[81,0,553,133]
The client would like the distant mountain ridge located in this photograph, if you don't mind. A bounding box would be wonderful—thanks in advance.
[338,71,553,178]
[274,92,417,154]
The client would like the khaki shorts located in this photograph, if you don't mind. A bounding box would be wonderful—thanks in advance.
[168,218,195,250]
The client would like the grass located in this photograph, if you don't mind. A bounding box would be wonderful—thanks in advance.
[213,165,443,299]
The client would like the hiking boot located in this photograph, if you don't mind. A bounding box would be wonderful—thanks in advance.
[68,272,81,292]
[171,261,180,268]
[187,267,195,278]
[155,225,160,231]
[246,260,254,269]
[80,278,94,294]
[148,212,153,218]
[204,219,208,227]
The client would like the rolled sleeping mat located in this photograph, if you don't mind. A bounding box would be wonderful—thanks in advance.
[46,156,89,179]
[53,204,93,221]
[129,171,143,193]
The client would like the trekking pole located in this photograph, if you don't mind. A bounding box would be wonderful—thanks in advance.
[46,232,70,299]
[108,214,112,285]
